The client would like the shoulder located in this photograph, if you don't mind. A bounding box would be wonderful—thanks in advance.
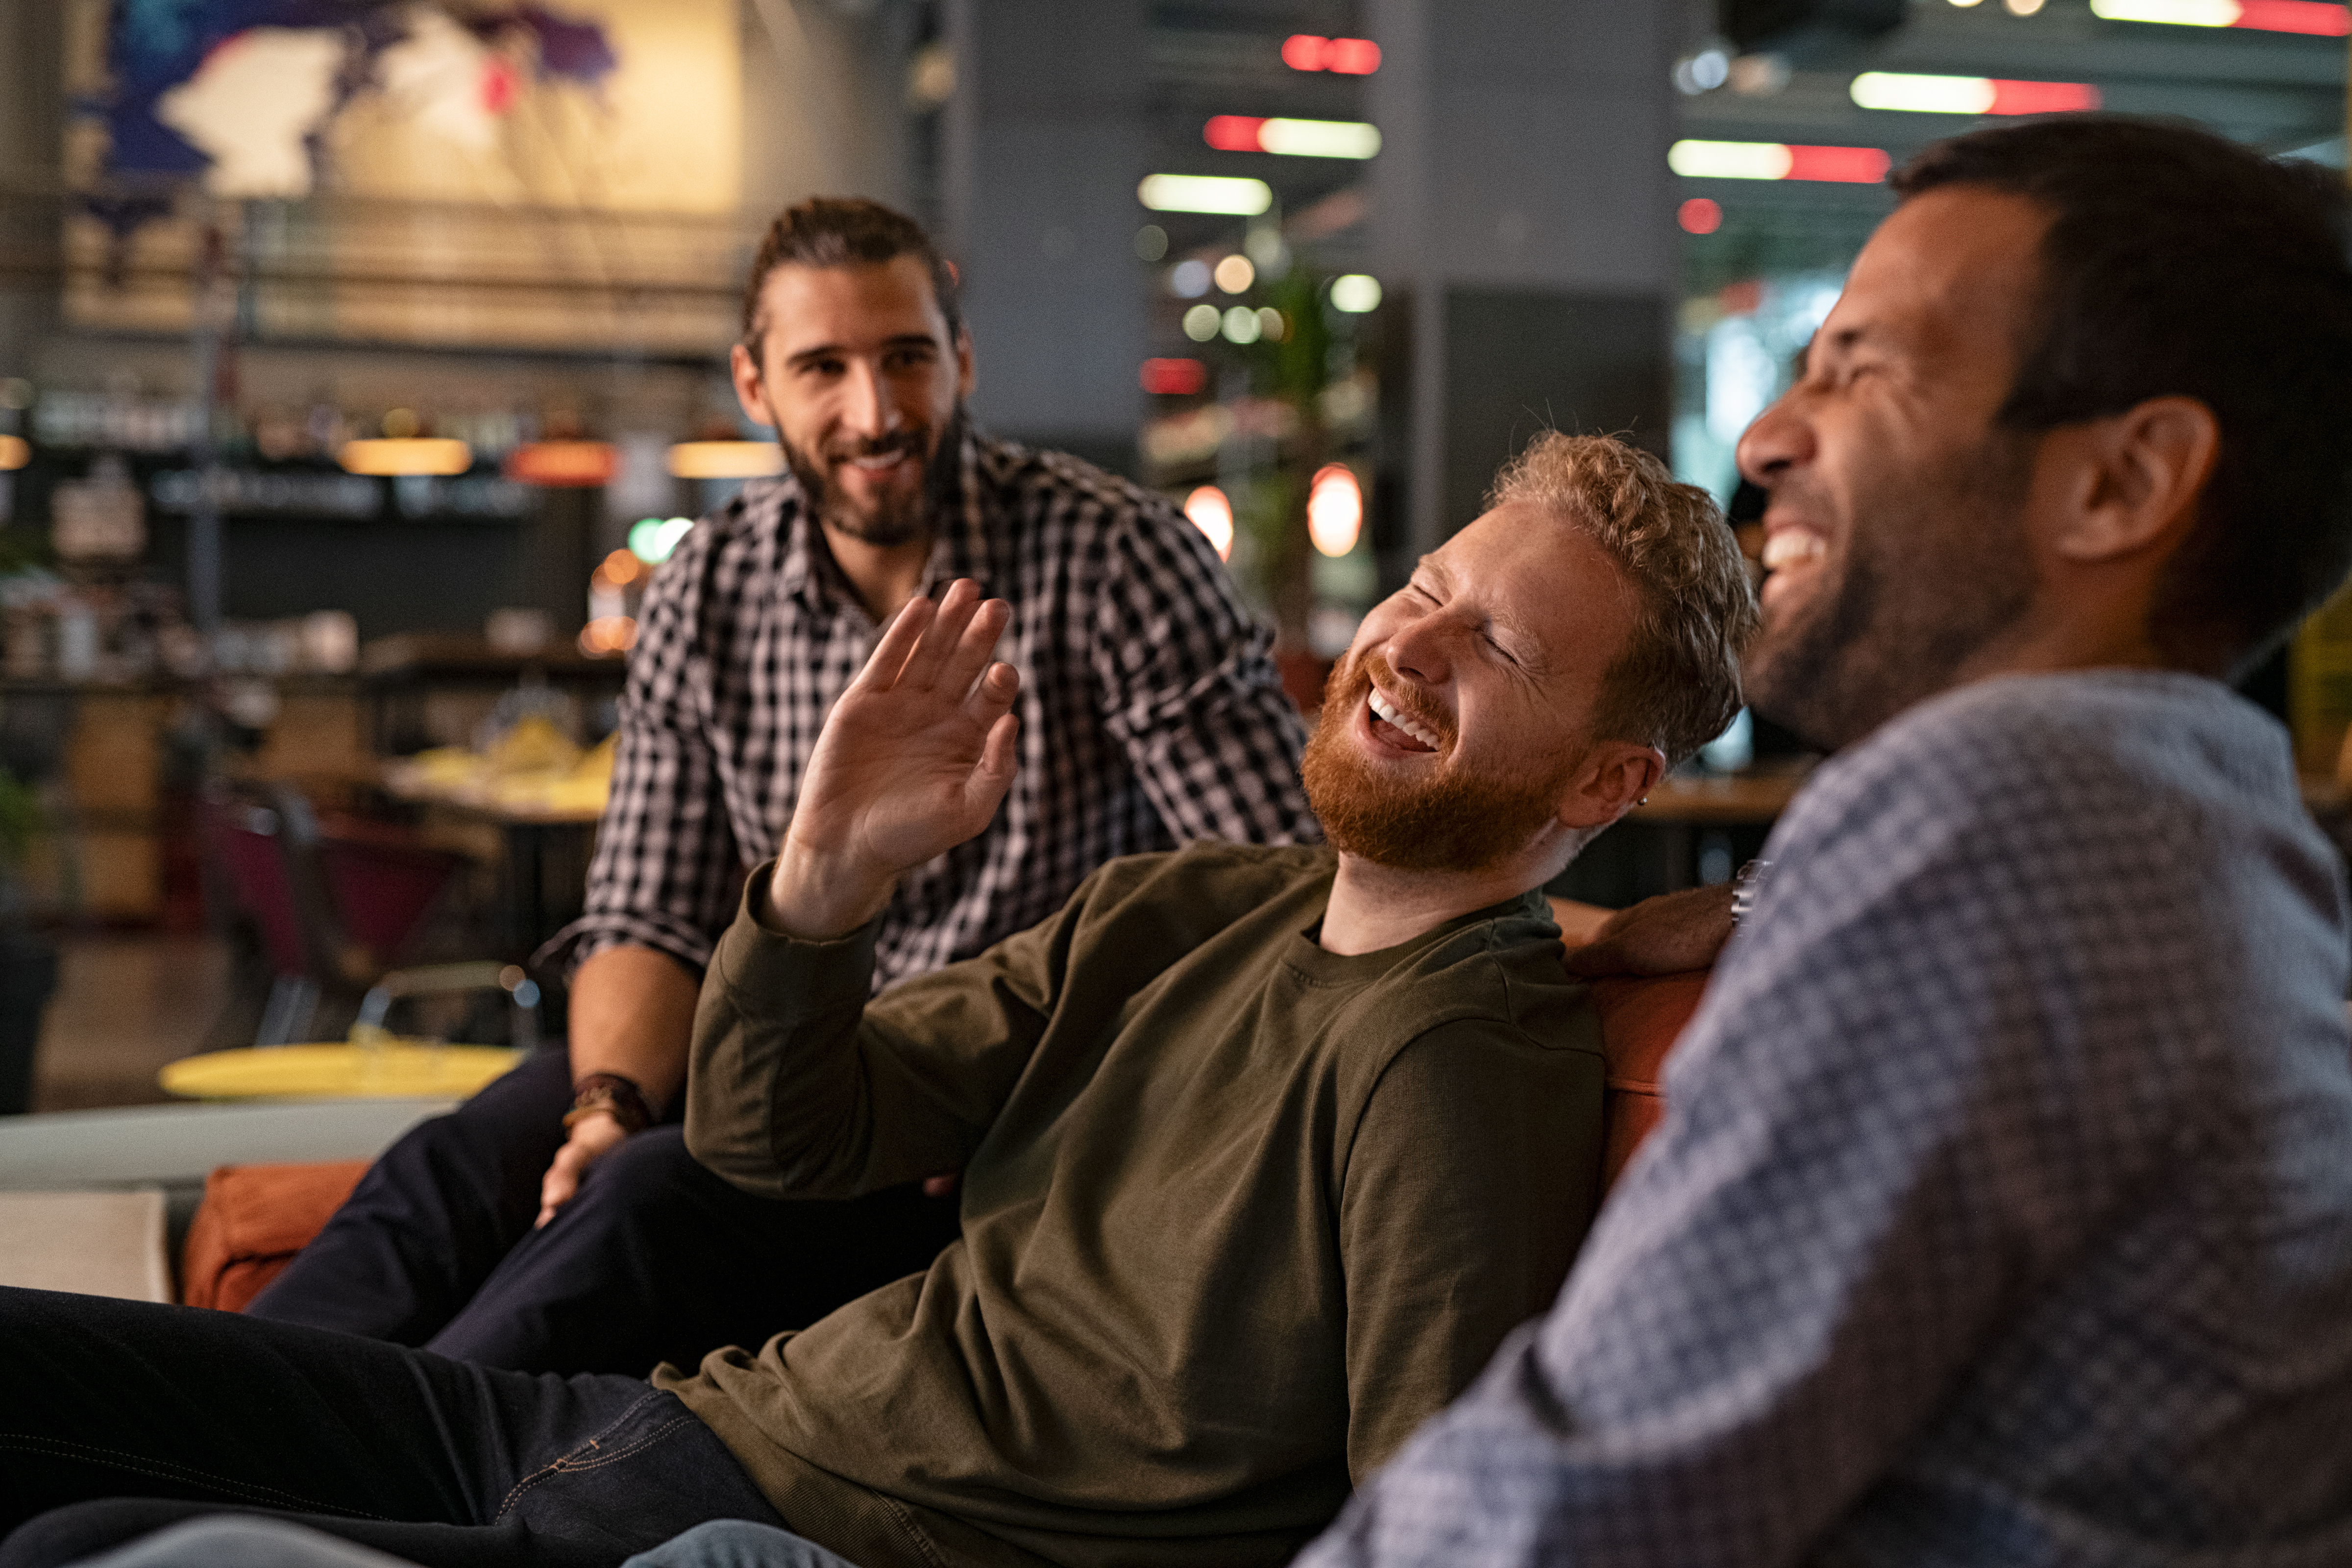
[1365,901,1599,1060]
[983,437,1209,557]
[1779,671,2311,890]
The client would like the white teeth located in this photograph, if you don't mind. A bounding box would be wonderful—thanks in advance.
[1762,531,1826,572]
[1368,688,1441,750]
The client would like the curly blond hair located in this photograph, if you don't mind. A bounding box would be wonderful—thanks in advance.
[1489,433,1758,765]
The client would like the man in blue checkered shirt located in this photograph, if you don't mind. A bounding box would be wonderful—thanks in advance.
[1305,119,2352,1568]
[249,198,1320,1373]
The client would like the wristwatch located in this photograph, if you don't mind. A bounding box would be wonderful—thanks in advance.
[1728,858,1772,928]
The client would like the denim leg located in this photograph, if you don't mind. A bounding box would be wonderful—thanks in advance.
[0,1289,781,1568]
[61,1516,421,1568]
[247,1046,576,1346]
[424,1132,962,1376]
[620,1522,866,1568]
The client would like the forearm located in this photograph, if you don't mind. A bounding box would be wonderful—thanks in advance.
[687,897,897,1198]
[566,944,701,1110]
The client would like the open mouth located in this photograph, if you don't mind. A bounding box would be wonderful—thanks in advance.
[1367,686,1442,753]
[833,441,922,481]
[1760,528,1827,605]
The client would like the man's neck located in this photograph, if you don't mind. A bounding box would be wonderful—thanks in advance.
[1320,852,1544,956]
[824,523,935,625]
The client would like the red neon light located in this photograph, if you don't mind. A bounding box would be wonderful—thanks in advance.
[1281,34,1380,73]
[1140,358,1208,395]
[1678,197,1722,235]
[1986,79,2101,115]
[1204,115,1268,152]
[2235,0,2351,32]
[1783,145,1892,184]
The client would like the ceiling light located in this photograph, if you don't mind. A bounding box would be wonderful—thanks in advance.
[666,441,784,479]
[1850,72,2100,114]
[1202,117,1382,160]
[2090,0,2349,30]
[339,438,471,476]
[1329,275,1383,313]
[1138,174,1274,215]
[1668,140,1891,183]
[504,440,616,487]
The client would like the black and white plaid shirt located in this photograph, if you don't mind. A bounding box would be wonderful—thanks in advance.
[548,431,1320,991]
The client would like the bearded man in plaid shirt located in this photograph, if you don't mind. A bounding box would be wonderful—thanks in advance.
[246,198,1321,1373]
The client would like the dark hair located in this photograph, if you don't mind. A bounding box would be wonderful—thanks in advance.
[739,197,963,357]
[1894,117,2352,678]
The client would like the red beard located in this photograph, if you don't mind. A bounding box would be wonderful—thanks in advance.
[1300,650,1578,874]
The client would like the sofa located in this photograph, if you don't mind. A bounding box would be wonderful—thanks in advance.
[176,950,1714,1310]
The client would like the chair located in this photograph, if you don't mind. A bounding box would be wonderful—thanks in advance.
[198,783,533,1048]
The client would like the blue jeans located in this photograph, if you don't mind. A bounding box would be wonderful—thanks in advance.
[0,1288,786,1568]
[248,1045,959,1375]
[62,1519,860,1568]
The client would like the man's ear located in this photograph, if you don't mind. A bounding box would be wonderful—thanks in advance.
[1558,742,1666,831]
[729,342,775,429]
[2051,395,2219,565]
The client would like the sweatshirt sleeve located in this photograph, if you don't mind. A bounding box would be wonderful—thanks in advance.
[1338,1020,1606,1481]
[685,862,1080,1200]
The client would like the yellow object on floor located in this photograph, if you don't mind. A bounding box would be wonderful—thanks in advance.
[161,1043,522,1102]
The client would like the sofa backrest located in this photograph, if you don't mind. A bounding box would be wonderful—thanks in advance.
[1588,971,1709,1189]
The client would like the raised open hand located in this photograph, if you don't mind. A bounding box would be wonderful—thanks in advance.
[769,579,1021,938]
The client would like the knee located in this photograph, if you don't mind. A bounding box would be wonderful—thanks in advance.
[620,1520,859,1568]
[564,1128,718,1219]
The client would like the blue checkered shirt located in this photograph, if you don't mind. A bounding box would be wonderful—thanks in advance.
[1301,671,2352,1568]
[547,432,1318,989]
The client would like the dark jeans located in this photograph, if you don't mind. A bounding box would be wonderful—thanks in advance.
[247,1045,961,1374]
[0,1287,784,1568]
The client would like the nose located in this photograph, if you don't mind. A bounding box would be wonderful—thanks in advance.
[841,359,902,441]
[1379,606,1455,688]
[1735,387,1813,491]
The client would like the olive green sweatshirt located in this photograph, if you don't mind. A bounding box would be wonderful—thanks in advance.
[660,842,1605,1568]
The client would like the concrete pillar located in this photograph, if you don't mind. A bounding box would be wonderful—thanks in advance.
[0,2,66,381]
[943,0,1147,476]
[1367,0,1679,553]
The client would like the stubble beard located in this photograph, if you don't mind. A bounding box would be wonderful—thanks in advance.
[1746,432,2039,752]
[1301,650,1578,875]
[781,406,966,550]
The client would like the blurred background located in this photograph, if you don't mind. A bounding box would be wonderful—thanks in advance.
[0,0,2343,1110]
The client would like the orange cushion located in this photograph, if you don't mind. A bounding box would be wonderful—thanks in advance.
[180,1159,369,1311]
[1590,971,1710,1190]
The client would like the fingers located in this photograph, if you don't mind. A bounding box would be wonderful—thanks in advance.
[962,711,1021,820]
[962,658,1019,732]
[535,1151,582,1228]
[897,579,987,691]
[856,591,936,692]
[939,597,1012,699]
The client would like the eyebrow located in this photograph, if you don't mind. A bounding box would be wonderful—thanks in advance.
[1412,555,1544,667]
[784,334,940,371]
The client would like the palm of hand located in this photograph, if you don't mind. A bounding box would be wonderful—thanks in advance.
[798,665,1010,875]
[772,580,1022,935]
